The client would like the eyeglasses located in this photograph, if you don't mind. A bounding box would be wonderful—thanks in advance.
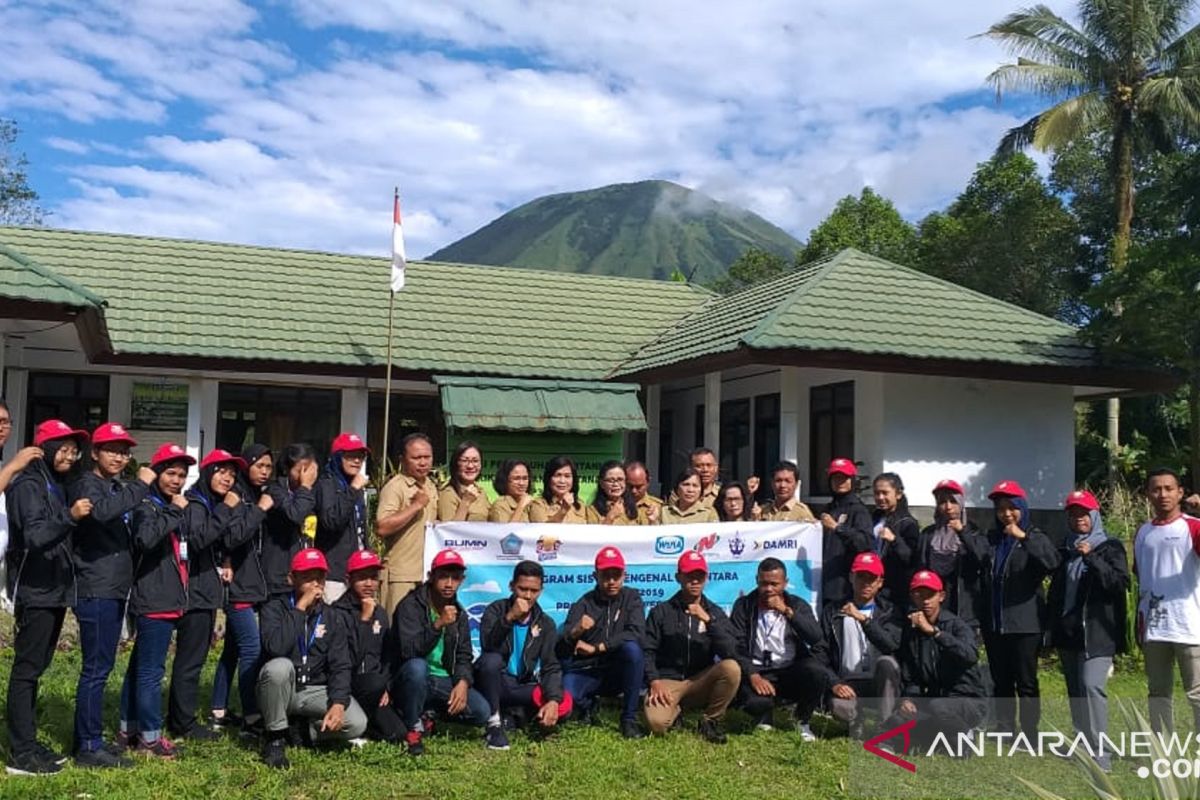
[0,419,12,428]
[60,448,82,461]
[98,448,132,459]
[601,477,626,484]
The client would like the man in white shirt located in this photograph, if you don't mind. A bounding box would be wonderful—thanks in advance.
[1135,468,1200,733]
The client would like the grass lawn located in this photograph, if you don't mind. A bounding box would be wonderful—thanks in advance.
[0,635,1191,800]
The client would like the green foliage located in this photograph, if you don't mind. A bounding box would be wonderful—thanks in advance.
[706,247,791,294]
[799,187,916,265]
[0,118,43,226]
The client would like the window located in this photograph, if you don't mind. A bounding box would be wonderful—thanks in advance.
[719,399,751,483]
[217,384,341,459]
[753,393,781,500]
[694,403,705,448]
[368,391,444,468]
[809,381,854,487]
[658,408,675,489]
[26,372,109,437]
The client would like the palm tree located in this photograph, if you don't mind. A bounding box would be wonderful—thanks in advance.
[983,0,1200,483]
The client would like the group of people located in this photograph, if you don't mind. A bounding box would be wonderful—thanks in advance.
[1,408,1198,778]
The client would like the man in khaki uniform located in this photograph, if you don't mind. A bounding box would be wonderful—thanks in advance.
[625,461,663,524]
[690,448,721,510]
[376,433,438,617]
[759,460,816,522]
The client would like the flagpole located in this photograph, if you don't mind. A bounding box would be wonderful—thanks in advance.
[381,186,399,481]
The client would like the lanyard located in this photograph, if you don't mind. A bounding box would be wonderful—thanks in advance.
[291,596,322,664]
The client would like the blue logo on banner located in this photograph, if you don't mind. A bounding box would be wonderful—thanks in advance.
[500,533,523,557]
[655,536,684,556]
[729,533,745,557]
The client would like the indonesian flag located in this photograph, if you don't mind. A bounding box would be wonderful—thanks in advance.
[391,189,406,292]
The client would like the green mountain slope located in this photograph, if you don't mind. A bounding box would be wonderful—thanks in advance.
[428,180,802,283]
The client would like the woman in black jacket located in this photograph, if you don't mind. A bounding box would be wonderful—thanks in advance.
[1047,490,1129,772]
[917,479,987,629]
[259,442,318,600]
[4,420,91,775]
[819,458,873,609]
[979,480,1060,740]
[870,473,918,604]
[314,432,369,602]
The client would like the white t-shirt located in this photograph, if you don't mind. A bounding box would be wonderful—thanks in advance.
[840,605,878,676]
[752,609,796,669]
[1134,514,1200,645]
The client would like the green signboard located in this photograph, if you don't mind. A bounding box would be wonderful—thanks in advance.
[131,382,189,431]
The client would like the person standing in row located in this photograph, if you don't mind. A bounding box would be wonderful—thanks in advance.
[819,459,873,611]
[4,420,92,776]
[660,468,718,524]
[689,448,721,510]
[70,423,155,769]
[438,441,491,522]
[489,459,534,523]
[376,433,438,617]
[759,461,815,523]
[916,480,985,630]
[870,473,918,604]
[715,481,755,522]
[979,480,1059,740]
[259,443,318,603]
[531,456,591,523]
[315,432,370,604]
[592,461,645,525]
[625,461,663,524]
[0,400,45,614]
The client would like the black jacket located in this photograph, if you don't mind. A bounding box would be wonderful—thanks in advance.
[977,526,1060,635]
[872,508,919,604]
[314,472,366,582]
[479,597,563,701]
[1046,536,1129,658]
[898,609,987,699]
[261,594,351,708]
[916,521,987,627]
[329,592,392,683]
[729,590,822,676]
[260,479,317,596]
[392,584,474,685]
[128,491,189,616]
[809,593,903,686]
[555,586,645,669]
[821,492,874,606]
[180,490,234,611]
[4,461,77,608]
[644,591,738,682]
[224,493,269,606]
[69,472,150,601]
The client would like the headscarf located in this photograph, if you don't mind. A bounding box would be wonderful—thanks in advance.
[1063,508,1109,615]
[929,488,965,576]
[326,450,367,548]
[38,437,78,500]
[238,443,272,500]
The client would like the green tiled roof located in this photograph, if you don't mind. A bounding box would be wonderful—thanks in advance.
[436,376,646,432]
[0,226,710,380]
[0,242,105,308]
[613,248,1096,376]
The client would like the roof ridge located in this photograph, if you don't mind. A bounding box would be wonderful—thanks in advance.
[738,250,847,346]
[0,241,106,306]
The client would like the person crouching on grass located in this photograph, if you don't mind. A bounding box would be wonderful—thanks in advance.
[257,547,367,769]
[328,549,406,744]
[476,560,572,750]
[644,551,741,743]
[392,548,490,756]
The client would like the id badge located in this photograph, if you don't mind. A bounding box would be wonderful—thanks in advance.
[178,540,189,563]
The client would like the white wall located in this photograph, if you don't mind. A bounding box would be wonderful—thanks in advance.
[880,373,1075,510]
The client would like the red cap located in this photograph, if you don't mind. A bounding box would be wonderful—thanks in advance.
[291,547,329,573]
[33,419,90,447]
[677,551,708,574]
[199,449,248,472]
[347,549,382,573]
[827,458,856,477]
[149,443,196,468]
[594,546,626,571]
[987,480,1027,501]
[910,569,944,592]
[1065,489,1100,512]
[331,432,370,454]
[92,422,137,447]
[933,479,965,496]
[851,551,884,577]
[430,549,466,571]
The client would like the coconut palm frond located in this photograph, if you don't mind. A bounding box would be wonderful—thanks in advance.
[1139,74,1200,131]
[1033,92,1109,149]
[982,5,1094,69]
[987,60,1089,99]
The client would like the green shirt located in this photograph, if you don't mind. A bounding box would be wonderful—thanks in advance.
[428,608,450,678]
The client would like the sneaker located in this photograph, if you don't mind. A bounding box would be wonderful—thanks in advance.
[620,719,646,740]
[180,725,219,742]
[348,737,369,750]
[6,749,62,776]
[240,717,265,740]
[755,723,775,732]
[75,747,134,770]
[405,729,424,757]
[32,742,68,766]
[135,736,179,760]
[796,722,817,742]
[420,711,437,736]
[485,725,510,751]
[108,734,133,756]
[211,711,243,728]
[697,717,728,745]
[285,722,304,747]
[260,737,289,770]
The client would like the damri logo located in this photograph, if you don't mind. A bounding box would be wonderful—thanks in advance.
[863,719,917,773]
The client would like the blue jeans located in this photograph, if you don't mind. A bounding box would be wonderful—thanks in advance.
[211,605,261,717]
[563,641,644,722]
[396,658,490,728]
[119,616,177,742]
[74,598,125,752]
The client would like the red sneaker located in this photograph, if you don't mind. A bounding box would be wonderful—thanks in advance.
[135,737,179,760]
[404,730,424,757]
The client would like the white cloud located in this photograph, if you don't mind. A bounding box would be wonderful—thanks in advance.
[44,137,89,155]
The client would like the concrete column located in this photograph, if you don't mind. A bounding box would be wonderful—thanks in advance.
[779,366,801,467]
[704,371,721,457]
[3,367,27,458]
[108,374,133,425]
[340,386,370,475]
[644,384,661,481]
[186,377,219,477]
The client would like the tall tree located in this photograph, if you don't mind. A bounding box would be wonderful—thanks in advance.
[0,119,44,226]
[799,188,916,265]
[917,153,1080,320]
[707,247,791,294]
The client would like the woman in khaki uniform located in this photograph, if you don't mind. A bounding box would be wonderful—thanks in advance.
[488,459,534,522]
[530,455,592,524]
[591,460,647,525]
[660,468,718,524]
[437,441,491,522]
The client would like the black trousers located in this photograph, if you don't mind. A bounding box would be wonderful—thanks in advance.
[167,609,215,735]
[983,631,1041,737]
[352,671,405,742]
[883,696,988,749]
[6,605,66,754]
[736,659,822,724]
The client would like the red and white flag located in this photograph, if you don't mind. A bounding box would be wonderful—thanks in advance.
[391,189,406,292]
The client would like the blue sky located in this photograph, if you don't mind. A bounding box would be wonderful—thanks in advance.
[1,0,1058,259]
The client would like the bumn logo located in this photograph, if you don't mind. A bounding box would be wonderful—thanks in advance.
[863,719,917,773]
[655,536,684,556]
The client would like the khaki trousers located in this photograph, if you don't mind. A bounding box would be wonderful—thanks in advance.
[644,659,741,734]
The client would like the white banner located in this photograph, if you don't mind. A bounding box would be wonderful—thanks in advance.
[424,521,822,648]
